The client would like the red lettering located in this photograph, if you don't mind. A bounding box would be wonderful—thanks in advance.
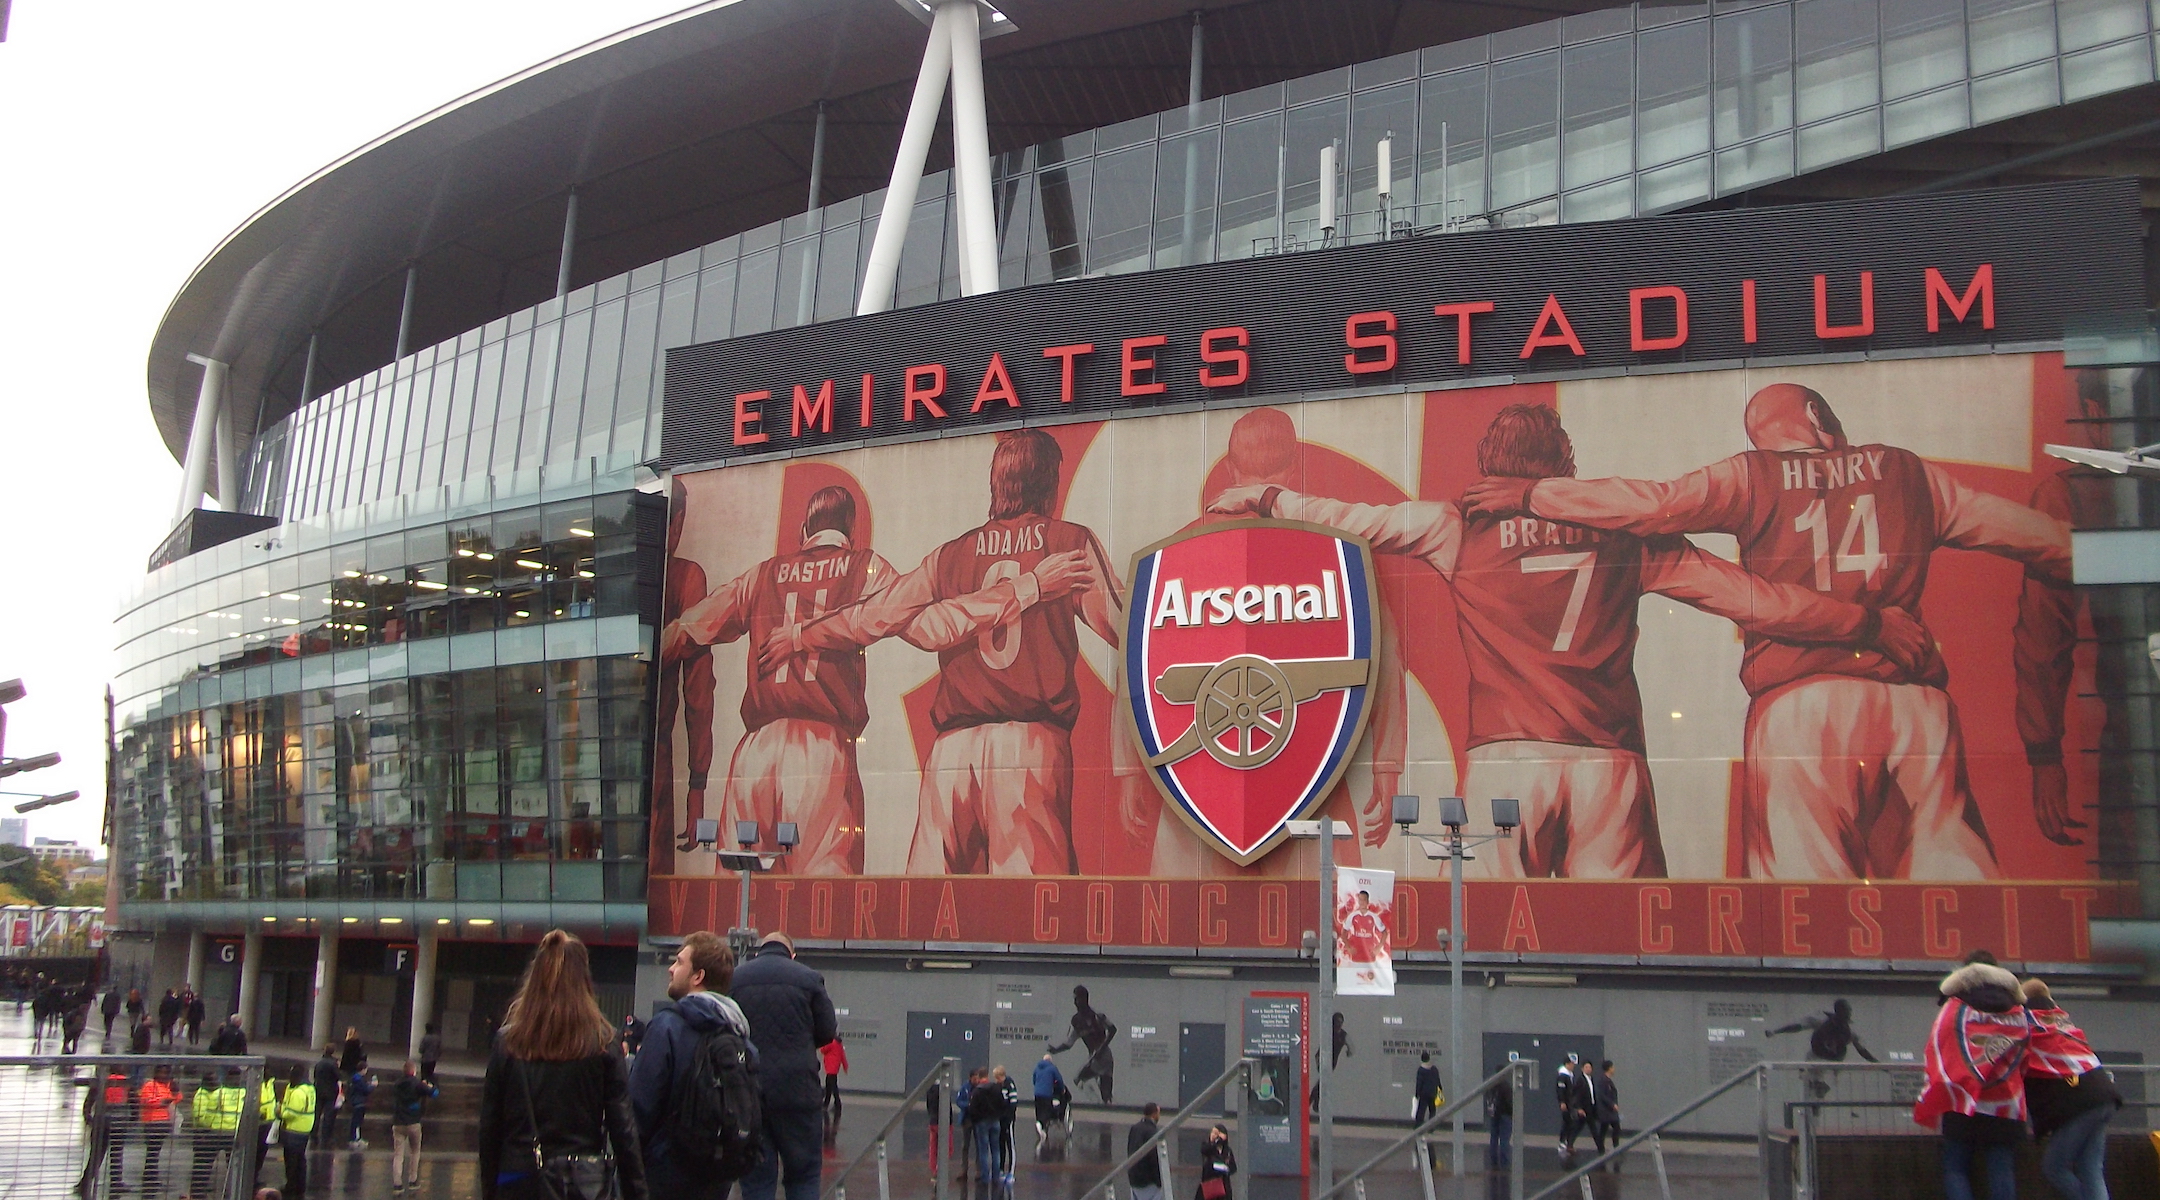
[1432,301,1496,365]
[1519,294,1586,359]
[1257,883,1288,946]
[1142,883,1170,945]
[1779,887,1812,956]
[971,351,1020,412]
[790,380,834,436]
[1395,886,1419,948]
[1344,311,1398,374]
[1639,886,1675,954]
[1501,885,1541,952]
[1814,271,1875,339]
[1922,888,1961,959]
[809,881,834,938]
[1629,286,1689,351]
[1742,279,1758,344]
[1708,886,1745,954]
[2060,887,2099,959]
[1847,888,1883,956]
[931,881,960,939]
[772,879,794,932]
[903,364,947,421]
[1121,335,1168,397]
[1925,264,1994,332]
[1033,882,1060,941]
[1043,343,1094,402]
[858,373,875,427]
[852,881,877,938]
[1199,883,1229,945]
[1198,327,1249,387]
[733,390,770,445]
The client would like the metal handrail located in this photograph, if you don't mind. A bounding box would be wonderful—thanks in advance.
[823,1055,959,1200]
[1080,1057,1255,1200]
[1527,1062,1768,1200]
[1316,1059,1537,1200]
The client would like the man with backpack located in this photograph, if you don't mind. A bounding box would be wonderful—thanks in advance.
[630,930,758,1200]
[389,1061,438,1192]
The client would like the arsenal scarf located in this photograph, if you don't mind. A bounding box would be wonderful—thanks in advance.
[1913,998,2032,1131]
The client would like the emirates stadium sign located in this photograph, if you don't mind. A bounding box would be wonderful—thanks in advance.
[1124,521,1378,864]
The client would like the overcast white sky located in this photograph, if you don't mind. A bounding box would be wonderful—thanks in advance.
[0,2,693,853]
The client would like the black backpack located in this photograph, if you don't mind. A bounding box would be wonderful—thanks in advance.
[667,1024,763,1181]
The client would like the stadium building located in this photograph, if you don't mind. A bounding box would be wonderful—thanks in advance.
[115,0,2160,1138]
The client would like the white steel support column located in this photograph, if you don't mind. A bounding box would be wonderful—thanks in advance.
[309,930,340,1052]
[858,3,958,314]
[213,404,239,511]
[946,2,999,296]
[185,930,207,991]
[406,930,439,1064]
[175,354,226,522]
[237,928,263,1034]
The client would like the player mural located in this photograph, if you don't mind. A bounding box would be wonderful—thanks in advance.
[1334,868,1396,996]
[652,354,2123,962]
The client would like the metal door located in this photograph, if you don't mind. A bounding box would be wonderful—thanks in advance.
[1179,1021,1227,1115]
[1483,1032,1604,1137]
[907,1011,990,1094]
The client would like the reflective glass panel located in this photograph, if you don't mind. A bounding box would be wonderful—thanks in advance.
[1714,5,1795,143]
[1217,114,1284,259]
[1562,37,1633,188]
[1637,22,1711,167]
[1151,127,1220,269]
[1795,0,1880,121]
[1418,67,1487,225]
[1086,141,1156,276]
[1881,0,1967,99]
[1489,51,1559,210]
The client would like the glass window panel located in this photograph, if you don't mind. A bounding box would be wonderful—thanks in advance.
[514,323,558,471]
[733,245,779,335]
[1029,159,1089,281]
[1491,20,1561,59]
[1561,177,1632,222]
[1638,23,1710,166]
[1883,83,1969,147]
[1424,38,1486,73]
[1354,49,1419,88]
[1085,141,1155,276]
[1096,112,1157,152]
[1286,67,1349,107]
[612,285,662,455]
[813,221,861,322]
[1714,6,1794,144]
[1283,97,1348,248]
[1562,37,1633,189]
[1970,58,2060,122]
[2061,38,2154,100]
[1797,106,1881,170]
[1795,0,1880,121]
[2058,0,2149,51]
[1489,51,1559,210]
[692,258,737,344]
[1216,115,1283,260]
[776,236,817,329]
[463,339,507,483]
[1881,0,1967,99]
[546,308,595,464]
[1349,82,1417,238]
[1562,8,1633,42]
[1967,0,2055,73]
[1418,67,1487,226]
[1222,82,1282,122]
[1713,129,1793,193]
[994,159,1036,271]
[1151,127,1219,269]
[939,178,963,301]
[897,193,949,305]
[577,297,626,461]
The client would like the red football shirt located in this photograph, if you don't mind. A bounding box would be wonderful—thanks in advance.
[926,517,1096,733]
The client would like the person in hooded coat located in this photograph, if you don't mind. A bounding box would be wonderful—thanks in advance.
[629,930,753,1200]
[1914,953,2033,1200]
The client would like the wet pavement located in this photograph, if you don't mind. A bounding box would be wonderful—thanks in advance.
[1,1004,1757,1198]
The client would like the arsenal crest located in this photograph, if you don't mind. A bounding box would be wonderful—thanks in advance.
[1124,520,1378,865]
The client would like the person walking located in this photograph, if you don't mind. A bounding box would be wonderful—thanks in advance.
[253,1068,283,1185]
[1032,1053,1066,1144]
[339,1028,365,1075]
[1413,1052,1443,1126]
[126,986,146,1029]
[158,988,181,1047]
[1915,953,2033,1200]
[966,1069,1002,1183]
[1590,1062,1621,1152]
[211,1013,249,1056]
[130,1013,153,1056]
[730,932,839,1200]
[993,1065,1019,1180]
[390,1061,439,1193]
[184,990,207,1046]
[139,1064,179,1197]
[310,1046,343,1151]
[1196,1124,1236,1200]
[628,930,753,1200]
[418,1024,443,1083]
[2023,978,2120,1200]
[619,1014,646,1062]
[1485,1074,1515,1169]
[476,929,646,1200]
[1555,1057,1583,1155]
[821,1035,849,1117]
[62,991,89,1054]
[1125,1103,1163,1200]
[277,1065,317,1198]
[344,1061,375,1149]
[102,987,122,1039]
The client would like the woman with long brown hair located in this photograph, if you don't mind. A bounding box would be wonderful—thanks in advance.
[478,930,647,1200]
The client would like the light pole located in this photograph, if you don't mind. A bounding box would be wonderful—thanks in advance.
[1285,816,1352,1194]
[690,818,797,957]
[1392,794,1519,1178]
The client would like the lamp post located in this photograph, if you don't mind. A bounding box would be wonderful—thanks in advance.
[691,819,795,957]
[1392,794,1519,1178]
[1285,816,1352,1194]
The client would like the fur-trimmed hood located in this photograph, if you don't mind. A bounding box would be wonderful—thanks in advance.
[1938,962,2022,1013]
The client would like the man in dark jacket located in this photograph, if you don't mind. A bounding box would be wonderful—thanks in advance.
[629,930,751,1200]
[1485,1075,1514,1168]
[311,1046,343,1149]
[209,1013,248,1055]
[730,932,837,1200]
[1413,1052,1442,1125]
[1125,1103,1163,1200]
[100,988,121,1038]
[1589,1062,1621,1151]
[157,988,182,1046]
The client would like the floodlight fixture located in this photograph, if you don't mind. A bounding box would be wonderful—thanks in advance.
[1490,797,1521,832]
[735,820,760,849]
[776,822,800,849]
[1391,794,1420,829]
[1439,796,1468,830]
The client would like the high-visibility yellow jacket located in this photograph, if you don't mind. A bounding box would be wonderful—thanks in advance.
[192,1085,241,1132]
[259,1081,280,1122]
[280,1083,318,1135]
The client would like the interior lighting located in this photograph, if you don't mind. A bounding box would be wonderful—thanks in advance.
[342,570,361,578]
[516,559,546,570]
[577,571,595,579]
[262,917,277,923]
[279,593,301,601]
[413,580,449,591]
[457,549,475,557]
[435,918,451,925]
[464,587,482,595]
[514,610,531,619]
[341,916,359,924]
[381,917,404,924]
[475,552,495,561]
[568,527,595,537]
[468,918,495,926]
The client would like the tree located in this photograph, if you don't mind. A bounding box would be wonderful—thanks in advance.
[0,857,66,906]
[61,878,106,907]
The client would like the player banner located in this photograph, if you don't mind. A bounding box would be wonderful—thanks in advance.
[1335,867,1396,996]
[654,351,2117,962]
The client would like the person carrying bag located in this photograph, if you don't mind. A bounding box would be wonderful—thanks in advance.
[1196,1124,1236,1200]
[479,930,647,1200]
